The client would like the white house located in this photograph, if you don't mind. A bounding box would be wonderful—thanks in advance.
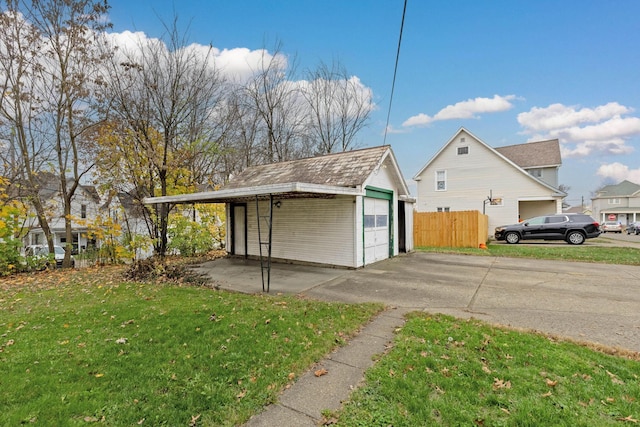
[23,179,102,252]
[413,128,566,237]
[145,146,415,269]
[591,180,640,225]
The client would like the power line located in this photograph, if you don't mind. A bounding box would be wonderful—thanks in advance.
[383,0,408,145]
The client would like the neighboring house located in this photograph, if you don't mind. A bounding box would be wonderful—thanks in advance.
[591,180,640,225]
[145,146,415,269]
[563,205,593,216]
[413,128,566,237]
[23,178,102,253]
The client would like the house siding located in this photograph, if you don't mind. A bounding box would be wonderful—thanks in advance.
[415,130,562,235]
[244,197,356,267]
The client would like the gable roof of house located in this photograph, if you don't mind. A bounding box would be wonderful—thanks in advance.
[144,146,413,205]
[225,146,391,189]
[495,139,561,169]
[593,180,640,198]
[412,127,565,195]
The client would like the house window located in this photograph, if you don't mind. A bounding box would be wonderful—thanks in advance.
[460,137,466,142]
[609,198,621,205]
[435,170,446,191]
[81,204,87,219]
[457,146,469,155]
[437,207,450,212]
[529,169,542,178]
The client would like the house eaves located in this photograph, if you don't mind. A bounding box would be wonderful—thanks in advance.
[144,182,362,205]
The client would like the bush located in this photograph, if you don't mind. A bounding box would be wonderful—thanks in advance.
[167,215,215,256]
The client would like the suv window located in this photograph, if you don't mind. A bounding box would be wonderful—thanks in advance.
[546,216,567,224]
[568,214,594,223]
[526,216,546,225]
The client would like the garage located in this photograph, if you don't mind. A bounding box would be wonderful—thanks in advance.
[145,146,415,290]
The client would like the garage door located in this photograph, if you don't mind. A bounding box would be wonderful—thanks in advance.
[364,197,390,264]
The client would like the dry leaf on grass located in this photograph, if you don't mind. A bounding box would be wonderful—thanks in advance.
[492,378,511,390]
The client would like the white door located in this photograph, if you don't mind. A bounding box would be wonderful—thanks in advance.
[233,205,246,256]
[364,197,389,264]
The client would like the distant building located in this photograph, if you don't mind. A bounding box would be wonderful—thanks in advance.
[591,180,640,224]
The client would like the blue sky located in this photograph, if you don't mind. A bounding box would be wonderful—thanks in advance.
[106,0,640,207]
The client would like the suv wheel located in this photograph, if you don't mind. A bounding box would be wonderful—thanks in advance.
[566,231,585,245]
[505,232,520,244]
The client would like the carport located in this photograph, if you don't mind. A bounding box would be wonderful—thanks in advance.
[144,146,415,292]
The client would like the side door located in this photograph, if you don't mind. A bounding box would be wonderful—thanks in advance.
[541,215,569,239]
[521,216,546,239]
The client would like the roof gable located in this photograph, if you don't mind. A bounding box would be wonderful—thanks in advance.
[412,127,565,195]
[495,139,561,168]
[594,180,640,197]
[224,146,395,190]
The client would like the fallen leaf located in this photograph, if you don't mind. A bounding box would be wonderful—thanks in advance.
[94,373,104,378]
[546,379,558,387]
[314,368,328,377]
[189,414,201,427]
[482,365,492,374]
[236,390,246,399]
[617,415,638,423]
[493,378,511,390]
[541,391,552,397]
[288,372,295,380]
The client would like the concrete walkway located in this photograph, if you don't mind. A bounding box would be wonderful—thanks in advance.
[244,307,409,426]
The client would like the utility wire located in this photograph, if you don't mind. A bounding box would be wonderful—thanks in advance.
[383,0,407,145]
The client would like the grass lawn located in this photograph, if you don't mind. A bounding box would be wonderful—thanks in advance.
[416,240,640,265]
[0,266,382,426]
[335,313,640,426]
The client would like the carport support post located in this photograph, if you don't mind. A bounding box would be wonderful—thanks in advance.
[256,194,273,292]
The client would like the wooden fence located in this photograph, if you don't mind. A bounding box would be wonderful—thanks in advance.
[413,210,489,248]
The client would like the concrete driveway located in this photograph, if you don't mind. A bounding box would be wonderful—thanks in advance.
[194,253,640,353]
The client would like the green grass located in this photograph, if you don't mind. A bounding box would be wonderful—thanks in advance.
[335,313,640,426]
[0,267,382,426]
[417,239,640,265]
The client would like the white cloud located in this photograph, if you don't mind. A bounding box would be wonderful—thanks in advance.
[597,162,640,184]
[103,30,286,83]
[517,102,631,132]
[402,94,517,127]
[518,102,640,158]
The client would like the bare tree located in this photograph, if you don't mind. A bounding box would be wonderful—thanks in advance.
[303,60,373,154]
[99,18,226,257]
[243,42,310,163]
[0,0,110,267]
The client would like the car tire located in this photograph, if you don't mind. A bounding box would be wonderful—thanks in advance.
[567,231,585,245]
[505,232,520,244]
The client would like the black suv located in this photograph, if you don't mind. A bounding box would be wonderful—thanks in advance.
[494,214,601,245]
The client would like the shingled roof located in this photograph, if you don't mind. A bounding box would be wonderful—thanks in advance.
[144,145,412,205]
[594,180,640,197]
[495,139,561,169]
[224,145,391,190]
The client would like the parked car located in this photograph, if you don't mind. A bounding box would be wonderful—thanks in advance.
[25,245,75,268]
[626,222,640,235]
[494,214,601,245]
[601,221,622,233]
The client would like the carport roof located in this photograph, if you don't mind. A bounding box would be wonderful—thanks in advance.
[142,182,361,204]
[144,146,413,204]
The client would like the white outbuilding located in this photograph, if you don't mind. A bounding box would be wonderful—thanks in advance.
[145,146,414,287]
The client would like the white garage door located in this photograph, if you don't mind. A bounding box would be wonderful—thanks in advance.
[364,197,389,264]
